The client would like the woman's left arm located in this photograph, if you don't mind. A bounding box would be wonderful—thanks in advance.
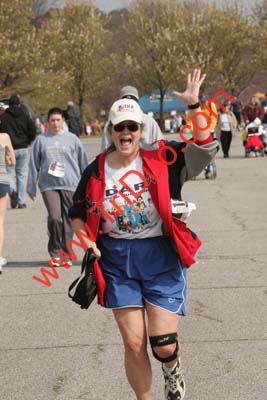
[173,69,210,141]
[2,134,16,166]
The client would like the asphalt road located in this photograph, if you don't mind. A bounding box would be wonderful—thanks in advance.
[0,133,266,400]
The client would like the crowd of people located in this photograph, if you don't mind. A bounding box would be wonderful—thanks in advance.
[166,92,267,160]
[0,78,266,399]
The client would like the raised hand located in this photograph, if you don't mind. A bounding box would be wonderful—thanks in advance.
[172,68,206,105]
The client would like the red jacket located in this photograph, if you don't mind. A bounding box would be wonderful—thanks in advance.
[72,145,202,305]
[242,104,264,123]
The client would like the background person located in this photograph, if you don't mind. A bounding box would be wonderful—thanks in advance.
[27,107,88,265]
[0,95,36,209]
[69,69,218,400]
[65,101,83,137]
[170,111,183,133]
[0,102,6,116]
[216,102,237,158]
[0,133,15,273]
[230,95,243,130]
[101,85,163,151]
[92,119,102,136]
[242,95,264,124]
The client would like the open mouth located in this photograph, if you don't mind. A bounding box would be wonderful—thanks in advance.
[120,138,132,146]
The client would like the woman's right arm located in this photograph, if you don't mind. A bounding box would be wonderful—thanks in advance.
[71,218,101,258]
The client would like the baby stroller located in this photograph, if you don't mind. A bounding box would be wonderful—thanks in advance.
[243,118,265,157]
[204,159,217,179]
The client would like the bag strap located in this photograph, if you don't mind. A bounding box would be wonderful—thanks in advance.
[68,277,80,298]
[81,248,95,275]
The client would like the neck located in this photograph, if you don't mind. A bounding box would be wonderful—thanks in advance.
[51,129,64,135]
[107,150,139,169]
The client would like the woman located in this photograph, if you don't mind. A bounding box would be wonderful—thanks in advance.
[216,102,237,158]
[27,107,88,265]
[0,133,15,273]
[69,70,218,400]
[242,95,264,124]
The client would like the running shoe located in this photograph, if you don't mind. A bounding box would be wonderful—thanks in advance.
[0,257,7,274]
[10,191,18,208]
[162,359,185,400]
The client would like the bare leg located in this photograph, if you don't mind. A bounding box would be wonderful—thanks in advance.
[146,302,180,368]
[113,307,152,400]
[0,194,9,256]
[146,303,185,399]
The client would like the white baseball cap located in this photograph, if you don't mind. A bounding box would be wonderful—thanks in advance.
[109,98,143,125]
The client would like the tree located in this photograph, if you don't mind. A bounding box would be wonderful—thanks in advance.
[252,0,267,84]
[253,0,267,21]
[0,0,40,95]
[32,0,62,17]
[201,3,255,93]
[41,1,109,119]
[123,0,191,128]
[123,0,256,128]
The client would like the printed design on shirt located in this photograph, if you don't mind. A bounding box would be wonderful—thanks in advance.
[46,147,68,173]
[103,182,153,234]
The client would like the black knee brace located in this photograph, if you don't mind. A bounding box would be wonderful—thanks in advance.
[149,332,179,363]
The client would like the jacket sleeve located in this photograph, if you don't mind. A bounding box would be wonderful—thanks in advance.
[75,138,88,173]
[242,105,249,122]
[69,165,93,222]
[185,110,193,130]
[27,116,37,144]
[181,141,219,182]
[27,137,41,198]
[209,102,218,132]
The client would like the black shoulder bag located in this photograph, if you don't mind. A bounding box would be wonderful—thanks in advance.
[68,249,97,309]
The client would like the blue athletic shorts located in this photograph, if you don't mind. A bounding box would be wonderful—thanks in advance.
[0,184,10,198]
[98,235,187,315]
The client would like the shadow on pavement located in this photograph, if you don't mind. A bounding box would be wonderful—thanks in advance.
[5,261,81,268]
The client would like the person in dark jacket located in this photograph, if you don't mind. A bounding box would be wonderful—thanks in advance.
[0,95,36,208]
[65,101,83,137]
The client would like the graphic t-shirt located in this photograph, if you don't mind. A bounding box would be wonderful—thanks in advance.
[102,154,163,239]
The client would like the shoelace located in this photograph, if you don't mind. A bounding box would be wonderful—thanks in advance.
[164,367,185,393]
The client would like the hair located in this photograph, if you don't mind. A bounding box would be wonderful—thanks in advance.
[250,96,259,106]
[47,107,65,120]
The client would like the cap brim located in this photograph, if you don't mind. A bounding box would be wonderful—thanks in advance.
[111,113,143,126]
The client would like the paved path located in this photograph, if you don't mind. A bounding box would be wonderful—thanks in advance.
[0,134,267,399]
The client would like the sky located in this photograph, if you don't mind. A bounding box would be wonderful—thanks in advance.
[53,0,253,15]
[90,0,132,12]
[90,0,253,14]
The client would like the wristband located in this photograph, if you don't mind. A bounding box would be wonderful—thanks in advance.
[188,102,200,110]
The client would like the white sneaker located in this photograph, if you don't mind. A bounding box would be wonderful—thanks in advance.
[0,257,7,266]
[51,258,72,267]
[162,359,185,400]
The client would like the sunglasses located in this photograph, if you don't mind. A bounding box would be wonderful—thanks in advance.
[113,123,140,132]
